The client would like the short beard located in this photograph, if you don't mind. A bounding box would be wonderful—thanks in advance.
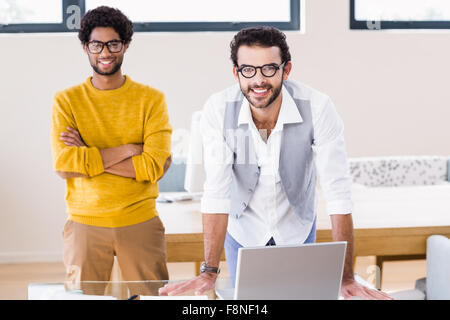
[242,82,283,109]
[92,60,123,76]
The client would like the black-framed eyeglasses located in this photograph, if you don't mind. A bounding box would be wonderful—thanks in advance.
[236,62,285,78]
[87,40,124,54]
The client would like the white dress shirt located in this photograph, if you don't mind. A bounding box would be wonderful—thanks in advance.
[200,80,353,247]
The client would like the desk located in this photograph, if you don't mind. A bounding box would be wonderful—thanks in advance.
[27,280,218,300]
[26,278,421,300]
[157,192,450,274]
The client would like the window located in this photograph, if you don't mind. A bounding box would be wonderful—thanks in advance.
[350,0,450,30]
[0,0,83,33]
[0,0,300,33]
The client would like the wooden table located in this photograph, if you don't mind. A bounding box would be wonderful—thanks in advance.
[157,194,450,276]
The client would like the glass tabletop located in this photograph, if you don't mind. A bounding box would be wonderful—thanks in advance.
[26,278,233,300]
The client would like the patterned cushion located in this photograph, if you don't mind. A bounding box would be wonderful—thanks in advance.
[448,159,450,182]
[349,156,448,187]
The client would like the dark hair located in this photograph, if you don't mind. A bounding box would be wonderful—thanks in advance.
[230,26,291,66]
[78,6,133,45]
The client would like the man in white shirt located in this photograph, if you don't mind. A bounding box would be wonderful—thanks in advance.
[160,26,392,300]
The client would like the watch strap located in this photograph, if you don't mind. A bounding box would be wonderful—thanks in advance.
[200,262,220,274]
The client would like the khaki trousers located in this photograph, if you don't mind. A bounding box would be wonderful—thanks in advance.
[62,216,169,296]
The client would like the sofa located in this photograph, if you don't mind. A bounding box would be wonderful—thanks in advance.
[345,155,450,232]
[349,155,449,187]
[345,156,450,279]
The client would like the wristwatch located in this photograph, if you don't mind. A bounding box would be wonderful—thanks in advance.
[200,262,221,274]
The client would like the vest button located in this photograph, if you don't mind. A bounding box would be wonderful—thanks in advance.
[248,188,253,193]
[242,202,247,208]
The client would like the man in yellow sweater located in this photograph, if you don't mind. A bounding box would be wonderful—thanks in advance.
[50,6,172,287]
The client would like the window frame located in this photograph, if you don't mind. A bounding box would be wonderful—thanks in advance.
[350,0,450,30]
[0,0,300,33]
[0,0,85,33]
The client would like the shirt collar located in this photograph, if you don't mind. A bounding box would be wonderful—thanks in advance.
[237,84,303,128]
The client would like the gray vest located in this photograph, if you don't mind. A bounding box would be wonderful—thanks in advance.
[223,80,316,225]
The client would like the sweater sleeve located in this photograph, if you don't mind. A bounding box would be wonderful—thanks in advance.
[50,93,104,177]
[131,92,172,183]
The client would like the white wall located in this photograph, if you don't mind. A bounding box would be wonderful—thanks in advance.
[1,0,449,263]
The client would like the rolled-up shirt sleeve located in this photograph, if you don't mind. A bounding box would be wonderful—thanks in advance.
[200,95,234,214]
[312,97,353,215]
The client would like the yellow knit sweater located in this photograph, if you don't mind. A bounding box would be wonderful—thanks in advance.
[50,76,172,227]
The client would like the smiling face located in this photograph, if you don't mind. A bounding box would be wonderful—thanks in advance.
[84,27,128,76]
[233,45,291,109]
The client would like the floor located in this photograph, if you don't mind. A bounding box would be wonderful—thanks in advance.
[0,256,426,300]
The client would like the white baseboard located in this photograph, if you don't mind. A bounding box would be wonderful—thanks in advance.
[0,252,63,264]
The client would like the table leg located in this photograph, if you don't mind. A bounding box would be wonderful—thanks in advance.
[195,261,201,276]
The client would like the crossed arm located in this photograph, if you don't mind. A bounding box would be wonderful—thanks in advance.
[57,127,171,180]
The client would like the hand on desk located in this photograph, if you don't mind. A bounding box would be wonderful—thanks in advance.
[158,274,395,299]
[341,279,394,300]
[158,273,217,296]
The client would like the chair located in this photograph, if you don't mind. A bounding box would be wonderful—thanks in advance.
[158,156,187,192]
[390,235,450,300]
[158,110,202,193]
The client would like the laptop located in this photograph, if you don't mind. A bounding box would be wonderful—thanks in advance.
[216,241,347,300]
